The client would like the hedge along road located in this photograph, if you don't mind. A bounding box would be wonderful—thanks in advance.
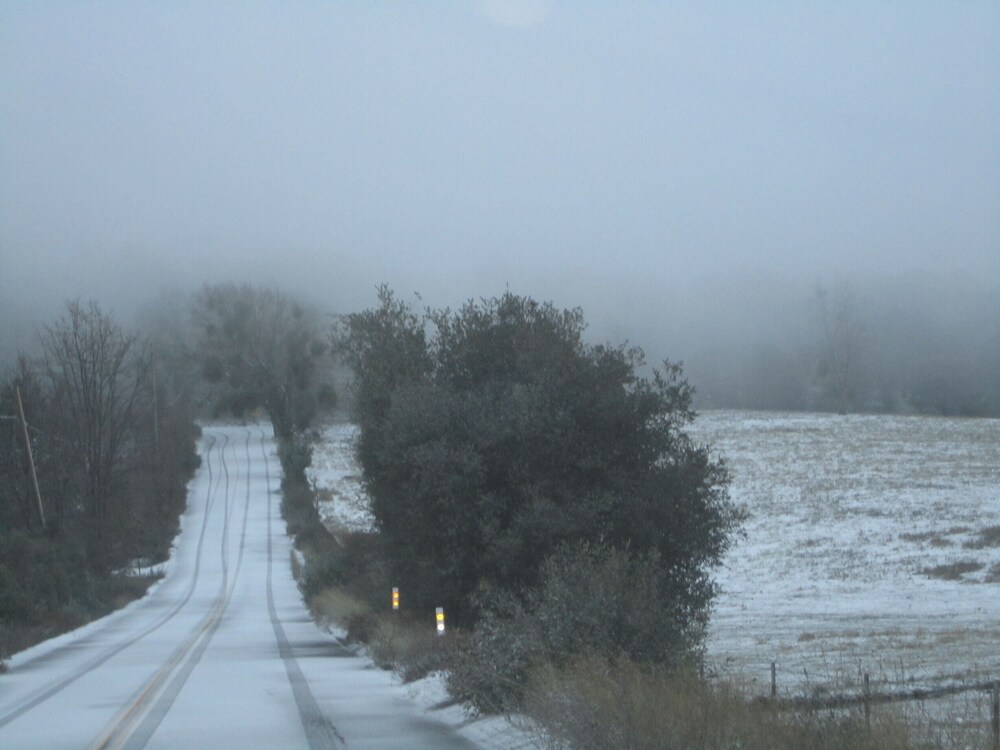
[0,426,480,750]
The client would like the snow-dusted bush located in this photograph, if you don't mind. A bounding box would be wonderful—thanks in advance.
[337,289,742,630]
[526,543,706,667]
[448,542,706,712]
[446,587,535,713]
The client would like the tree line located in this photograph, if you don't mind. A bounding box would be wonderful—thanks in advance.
[335,287,744,707]
[1,301,199,655]
[688,279,1000,417]
[6,276,990,683]
[0,283,337,658]
[4,276,990,719]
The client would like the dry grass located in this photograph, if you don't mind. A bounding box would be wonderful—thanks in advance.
[108,570,164,609]
[524,654,1000,750]
[308,586,369,630]
[291,534,999,749]
[963,525,1000,550]
[303,575,449,683]
[920,561,984,581]
[900,531,957,548]
[367,616,451,681]
[985,563,1000,583]
[524,656,921,750]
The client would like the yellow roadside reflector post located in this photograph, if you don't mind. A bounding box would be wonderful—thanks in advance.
[392,587,399,611]
[435,607,445,636]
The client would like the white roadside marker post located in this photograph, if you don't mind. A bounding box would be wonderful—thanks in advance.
[392,587,399,612]
[435,607,445,636]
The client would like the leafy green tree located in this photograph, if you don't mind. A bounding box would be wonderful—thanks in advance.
[333,285,432,492]
[192,284,334,438]
[338,290,743,628]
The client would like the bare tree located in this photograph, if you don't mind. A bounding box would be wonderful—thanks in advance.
[812,282,870,414]
[40,301,150,569]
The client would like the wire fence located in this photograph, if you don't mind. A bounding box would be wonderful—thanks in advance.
[751,660,1000,749]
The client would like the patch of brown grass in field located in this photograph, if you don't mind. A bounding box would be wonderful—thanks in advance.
[900,531,952,548]
[962,525,1000,550]
[920,561,983,581]
[984,562,1000,584]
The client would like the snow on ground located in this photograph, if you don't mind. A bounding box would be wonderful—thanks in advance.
[309,411,1000,706]
[308,422,543,750]
[388,671,540,750]
[307,423,375,532]
[4,425,538,749]
[687,410,1000,695]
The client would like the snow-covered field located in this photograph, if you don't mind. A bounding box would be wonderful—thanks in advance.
[687,410,1000,695]
[307,423,375,533]
[309,411,1000,700]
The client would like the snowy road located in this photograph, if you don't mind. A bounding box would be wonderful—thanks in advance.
[0,426,482,750]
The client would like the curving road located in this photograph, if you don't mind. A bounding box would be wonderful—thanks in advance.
[0,426,480,749]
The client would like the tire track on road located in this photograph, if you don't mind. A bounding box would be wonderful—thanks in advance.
[0,433,225,729]
[115,430,259,749]
[87,429,259,750]
[261,427,344,749]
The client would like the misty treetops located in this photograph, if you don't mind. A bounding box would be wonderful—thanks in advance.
[3,285,742,673]
[192,284,335,439]
[336,287,744,633]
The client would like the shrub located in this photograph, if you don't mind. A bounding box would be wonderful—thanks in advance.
[368,617,448,682]
[525,656,915,750]
[343,609,379,644]
[527,542,706,667]
[338,290,742,627]
[0,564,25,621]
[448,542,705,712]
[447,588,536,713]
[278,431,315,486]
[299,549,345,600]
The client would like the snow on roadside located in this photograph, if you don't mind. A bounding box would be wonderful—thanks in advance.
[4,430,212,670]
[401,672,543,750]
[308,422,544,750]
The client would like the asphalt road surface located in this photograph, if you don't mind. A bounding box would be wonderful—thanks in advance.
[0,425,481,750]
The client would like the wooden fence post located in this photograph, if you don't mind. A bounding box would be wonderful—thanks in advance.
[991,680,999,750]
[771,662,777,698]
[863,673,871,728]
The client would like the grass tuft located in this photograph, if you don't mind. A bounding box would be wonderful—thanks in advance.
[962,525,1000,550]
[525,656,918,750]
[309,586,368,630]
[920,561,983,581]
[984,562,1000,584]
[900,531,954,548]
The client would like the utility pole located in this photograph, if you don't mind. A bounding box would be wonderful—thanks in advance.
[15,386,46,530]
[151,351,160,461]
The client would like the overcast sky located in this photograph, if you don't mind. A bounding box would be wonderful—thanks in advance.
[2,1,998,360]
